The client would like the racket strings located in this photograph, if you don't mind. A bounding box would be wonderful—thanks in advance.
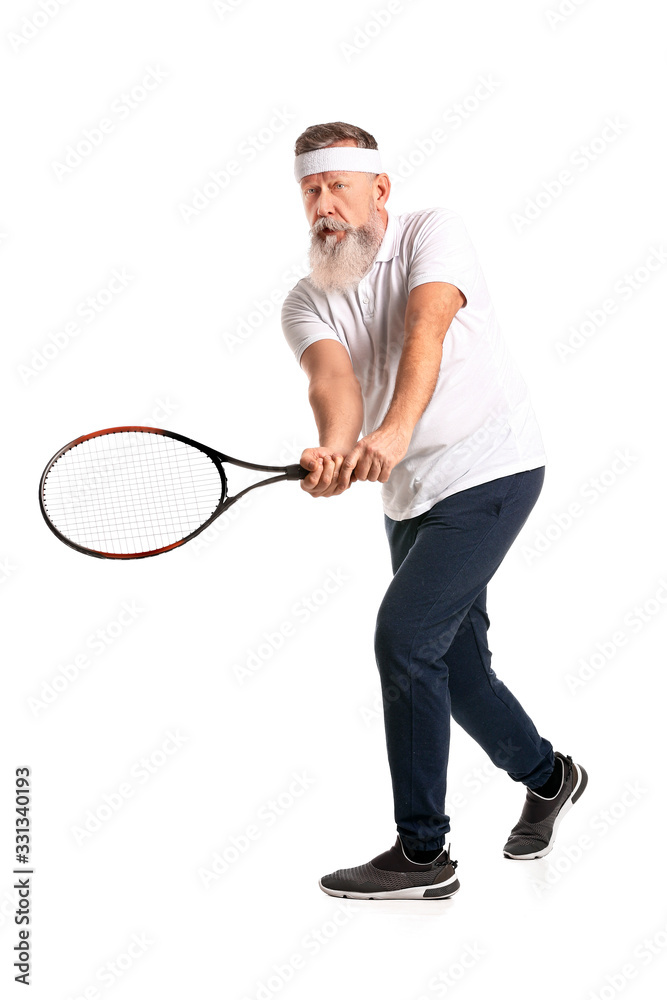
[42,431,224,556]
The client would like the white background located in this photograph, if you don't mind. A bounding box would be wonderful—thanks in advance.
[2,1,666,998]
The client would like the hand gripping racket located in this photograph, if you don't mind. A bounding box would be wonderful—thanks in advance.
[39,426,308,559]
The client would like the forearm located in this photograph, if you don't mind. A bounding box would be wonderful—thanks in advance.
[308,375,364,453]
[333,283,462,491]
[380,331,443,436]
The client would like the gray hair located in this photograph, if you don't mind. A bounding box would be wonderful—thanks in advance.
[294,121,379,156]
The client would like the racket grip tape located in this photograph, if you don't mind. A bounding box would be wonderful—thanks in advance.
[285,464,310,480]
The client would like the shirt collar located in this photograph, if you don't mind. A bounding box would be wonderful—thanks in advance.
[374,208,400,262]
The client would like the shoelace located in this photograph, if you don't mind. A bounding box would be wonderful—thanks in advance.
[435,848,458,870]
[563,754,573,783]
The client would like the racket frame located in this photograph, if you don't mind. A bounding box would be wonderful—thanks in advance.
[39,425,308,560]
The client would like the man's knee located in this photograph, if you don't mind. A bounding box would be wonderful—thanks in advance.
[374,598,406,654]
[380,672,412,708]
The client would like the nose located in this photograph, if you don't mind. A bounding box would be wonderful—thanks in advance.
[316,188,335,217]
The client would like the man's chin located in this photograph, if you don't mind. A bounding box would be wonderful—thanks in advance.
[308,217,383,294]
[308,269,359,294]
[318,230,347,241]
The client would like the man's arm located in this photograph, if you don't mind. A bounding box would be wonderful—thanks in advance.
[299,339,364,498]
[335,281,465,491]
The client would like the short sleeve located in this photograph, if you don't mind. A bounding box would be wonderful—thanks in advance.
[407,211,479,305]
[281,284,346,367]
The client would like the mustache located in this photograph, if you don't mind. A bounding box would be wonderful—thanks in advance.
[310,217,354,236]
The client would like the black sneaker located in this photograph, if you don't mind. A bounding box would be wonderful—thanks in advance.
[319,836,460,900]
[503,752,588,860]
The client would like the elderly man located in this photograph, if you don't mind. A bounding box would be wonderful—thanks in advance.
[281,121,587,900]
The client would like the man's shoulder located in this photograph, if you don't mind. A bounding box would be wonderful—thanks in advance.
[392,206,466,250]
[281,274,331,322]
[283,274,317,305]
[395,206,464,233]
[399,205,460,221]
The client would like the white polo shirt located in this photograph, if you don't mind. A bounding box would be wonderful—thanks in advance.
[281,207,547,521]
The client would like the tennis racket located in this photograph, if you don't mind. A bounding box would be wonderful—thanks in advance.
[39,426,309,560]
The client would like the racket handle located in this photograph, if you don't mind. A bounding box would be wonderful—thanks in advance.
[285,463,310,480]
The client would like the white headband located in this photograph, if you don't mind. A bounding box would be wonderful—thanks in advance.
[295,147,383,182]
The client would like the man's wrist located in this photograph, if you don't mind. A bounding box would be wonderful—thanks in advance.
[320,439,359,454]
[377,413,414,442]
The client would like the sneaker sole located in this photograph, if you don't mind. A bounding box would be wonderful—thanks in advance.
[503,763,589,860]
[318,873,460,900]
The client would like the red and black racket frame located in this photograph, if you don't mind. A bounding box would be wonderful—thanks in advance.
[39,425,309,560]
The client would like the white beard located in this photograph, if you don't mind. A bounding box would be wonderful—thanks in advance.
[308,206,386,294]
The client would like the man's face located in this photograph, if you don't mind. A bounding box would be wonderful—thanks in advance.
[299,140,389,294]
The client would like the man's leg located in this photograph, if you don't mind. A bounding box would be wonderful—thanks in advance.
[375,467,551,852]
[436,570,587,862]
[445,587,554,785]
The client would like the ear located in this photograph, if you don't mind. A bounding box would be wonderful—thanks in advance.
[372,172,391,210]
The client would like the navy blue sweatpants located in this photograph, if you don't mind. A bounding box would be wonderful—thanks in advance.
[376,467,554,852]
